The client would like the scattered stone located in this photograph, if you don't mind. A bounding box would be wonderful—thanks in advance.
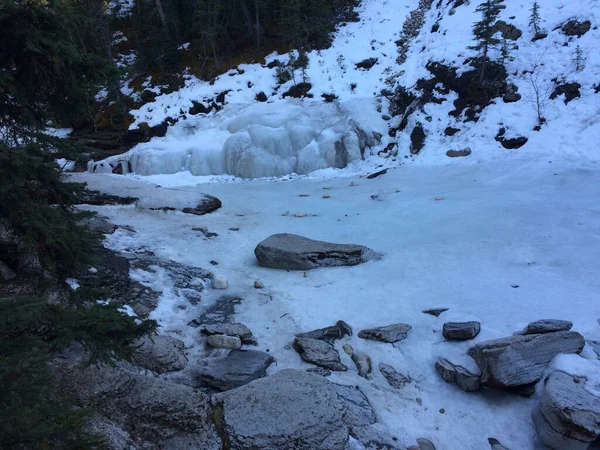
[416,438,436,450]
[210,260,218,265]
[379,363,411,389]
[488,438,510,450]
[468,331,585,395]
[350,424,404,450]
[444,126,460,136]
[293,337,348,371]
[200,323,256,345]
[196,350,273,391]
[443,321,481,341]
[423,308,448,317]
[351,351,372,378]
[181,194,222,216]
[229,227,239,231]
[294,212,307,218]
[446,148,472,157]
[410,123,426,155]
[533,370,600,450]
[434,196,444,201]
[322,194,331,199]
[296,320,353,343]
[211,274,228,290]
[502,92,521,103]
[193,227,218,238]
[519,319,573,335]
[366,168,388,179]
[253,280,264,289]
[299,194,310,197]
[255,233,381,270]
[358,323,412,343]
[132,335,188,373]
[205,334,242,350]
[214,369,374,450]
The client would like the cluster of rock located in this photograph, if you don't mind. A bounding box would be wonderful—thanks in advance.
[433,318,600,449]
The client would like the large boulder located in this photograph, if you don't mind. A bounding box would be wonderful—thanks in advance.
[132,335,188,373]
[467,331,585,395]
[533,371,600,450]
[55,358,220,449]
[255,233,381,270]
[214,369,376,450]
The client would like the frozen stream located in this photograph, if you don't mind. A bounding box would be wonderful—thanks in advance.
[70,159,600,450]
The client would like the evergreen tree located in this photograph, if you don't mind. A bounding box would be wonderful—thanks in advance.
[469,0,504,85]
[529,1,541,36]
[573,45,585,72]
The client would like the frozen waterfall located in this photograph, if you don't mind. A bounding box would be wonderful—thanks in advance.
[89,100,379,179]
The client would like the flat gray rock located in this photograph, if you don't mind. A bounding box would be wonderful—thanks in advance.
[358,323,412,343]
[442,321,481,341]
[197,350,274,391]
[132,335,188,374]
[519,319,573,335]
[533,371,600,450]
[293,337,347,371]
[200,322,256,345]
[379,363,411,389]
[296,320,353,342]
[467,331,585,395]
[422,308,448,317]
[255,233,381,270]
[215,369,374,450]
[205,334,242,350]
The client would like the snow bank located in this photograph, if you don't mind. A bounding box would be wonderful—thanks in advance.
[89,100,380,178]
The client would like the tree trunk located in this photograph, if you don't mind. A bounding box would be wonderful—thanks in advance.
[154,0,168,31]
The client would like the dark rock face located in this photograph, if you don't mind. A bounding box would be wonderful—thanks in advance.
[55,359,220,449]
[498,136,528,149]
[533,371,600,450]
[358,323,412,343]
[189,101,211,115]
[181,194,222,216]
[196,350,274,391]
[296,320,353,343]
[467,331,585,395]
[446,148,472,158]
[520,319,573,335]
[444,126,460,136]
[254,233,381,270]
[356,58,378,70]
[282,82,313,99]
[214,369,375,450]
[367,168,388,179]
[442,321,481,341]
[561,19,591,37]
[423,308,449,317]
[494,20,522,40]
[551,82,581,104]
[293,337,348,371]
[503,92,521,103]
[255,91,268,102]
[410,123,426,155]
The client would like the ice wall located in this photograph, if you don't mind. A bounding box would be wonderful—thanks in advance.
[89,100,379,179]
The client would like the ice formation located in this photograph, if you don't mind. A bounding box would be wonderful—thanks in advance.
[89,100,379,178]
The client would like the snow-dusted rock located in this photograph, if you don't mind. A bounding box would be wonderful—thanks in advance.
[205,334,242,350]
[132,335,188,373]
[181,194,222,216]
[532,371,600,450]
[255,233,381,270]
[467,331,585,395]
[200,322,256,345]
[296,320,353,342]
[350,350,372,379]
[379,363,411,389]
[442,321,481,341]
[488,438,510,450]
[358,323,412,343]
[196,350,274,391]
[211,274,228,290]
[350,424,405,449]
[214,369,376,450]
[519,319,573,335]
[293,337,348,371]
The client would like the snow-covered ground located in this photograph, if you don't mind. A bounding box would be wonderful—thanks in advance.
[71,156,600,449]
